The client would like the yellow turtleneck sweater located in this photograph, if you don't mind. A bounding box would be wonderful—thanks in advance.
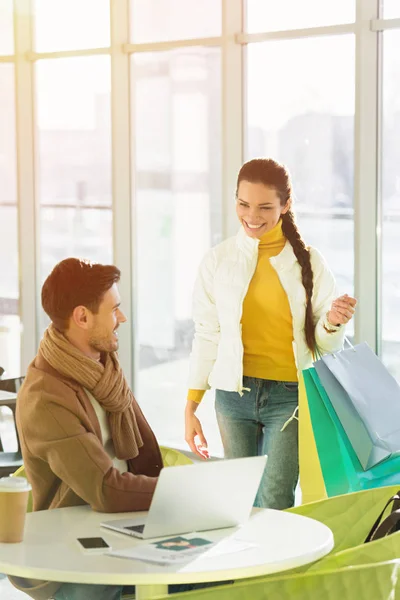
[241,220,297,382]
[188,220,297,404]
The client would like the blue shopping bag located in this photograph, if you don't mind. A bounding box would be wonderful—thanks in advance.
[303,367,400,496]
[314,342,400,470]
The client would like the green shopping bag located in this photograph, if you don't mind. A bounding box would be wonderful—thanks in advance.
[303,368,400,496]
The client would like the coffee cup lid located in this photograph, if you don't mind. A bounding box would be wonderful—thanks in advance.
[0,476,32,492]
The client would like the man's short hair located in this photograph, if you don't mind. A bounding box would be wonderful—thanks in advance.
[42,258,121,332]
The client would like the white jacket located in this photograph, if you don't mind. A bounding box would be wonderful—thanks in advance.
[188,226,345,394]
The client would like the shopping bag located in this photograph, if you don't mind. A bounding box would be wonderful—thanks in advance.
[314,342,400,470]
[298,374,327,503]
[303,368,355,496]
[304,367,400,496]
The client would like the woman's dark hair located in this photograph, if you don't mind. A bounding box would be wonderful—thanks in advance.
[41,258,121,332]
[236,158,316,353]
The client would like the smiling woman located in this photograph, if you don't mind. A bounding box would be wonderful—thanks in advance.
[185,157,357,511]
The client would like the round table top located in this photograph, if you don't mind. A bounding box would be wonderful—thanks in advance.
[0,505,334,586]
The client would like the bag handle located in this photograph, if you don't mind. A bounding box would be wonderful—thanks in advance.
[344,337,356,351]
[313,337,356,363]
[365,491,400,543]
[331,337,356,359]
[369,509,400,541]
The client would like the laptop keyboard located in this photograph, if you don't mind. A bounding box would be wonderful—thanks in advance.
[124,524,145,534]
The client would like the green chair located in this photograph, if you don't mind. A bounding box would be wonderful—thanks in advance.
[288,484,400,554]
[153,560,400,600]
[286,484,400,574]
[160,446,193,467]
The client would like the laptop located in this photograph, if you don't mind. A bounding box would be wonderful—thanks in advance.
[101,455,267,540]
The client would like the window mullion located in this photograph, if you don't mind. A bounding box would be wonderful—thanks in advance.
[353,0,380,349]
[14,0,39,371]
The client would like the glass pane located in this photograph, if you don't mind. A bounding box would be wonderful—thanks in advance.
[0,0,14,54]
[40,207,113,283]
[246,0,355,33]
[246,35,355,334]
[0,65,20,376]
[35,56,112,331]
[384,1,400,18]
[33,0,110,52]
[130,0,221,43]
[382,31,400,379]
[132,47,223,454]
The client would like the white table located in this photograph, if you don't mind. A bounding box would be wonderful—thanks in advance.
[0,505,333,600]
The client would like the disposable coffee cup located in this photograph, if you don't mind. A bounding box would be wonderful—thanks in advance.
[0,476,32,543]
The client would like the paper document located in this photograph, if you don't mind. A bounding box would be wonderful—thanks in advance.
[109,535,255,566]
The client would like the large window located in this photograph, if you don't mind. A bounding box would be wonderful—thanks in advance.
[130,0,221,43]
[33,0,110,52]
[0,1,19,378]
[246,35,355,333]
[4,0,400,449]
[132,47,223,455]
[0,0,13,54]
[246,0,355,33]
[384,1,400,19]
[382,30,400,378]
[0,64,19,377]
[35,56,113,331]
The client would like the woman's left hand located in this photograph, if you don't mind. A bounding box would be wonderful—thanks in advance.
[327,294,357,326]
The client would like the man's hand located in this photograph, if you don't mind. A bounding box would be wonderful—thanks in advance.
[185,401,209,460]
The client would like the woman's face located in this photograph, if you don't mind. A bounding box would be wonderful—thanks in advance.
[236,180,289,239]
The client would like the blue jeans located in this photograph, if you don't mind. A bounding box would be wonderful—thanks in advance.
[216,377,299,510]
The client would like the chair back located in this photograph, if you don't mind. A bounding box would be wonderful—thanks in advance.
[160,446,193,467]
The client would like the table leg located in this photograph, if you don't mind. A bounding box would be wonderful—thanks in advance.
[135,583,169,599]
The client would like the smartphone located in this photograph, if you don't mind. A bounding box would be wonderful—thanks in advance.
[76,537,111,554]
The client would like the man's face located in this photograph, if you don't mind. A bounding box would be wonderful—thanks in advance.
[87,283,127,354]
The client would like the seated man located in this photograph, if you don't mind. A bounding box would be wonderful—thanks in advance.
[13,258,162,600]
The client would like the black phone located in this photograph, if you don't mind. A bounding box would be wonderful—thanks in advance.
[76,537,111,553]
